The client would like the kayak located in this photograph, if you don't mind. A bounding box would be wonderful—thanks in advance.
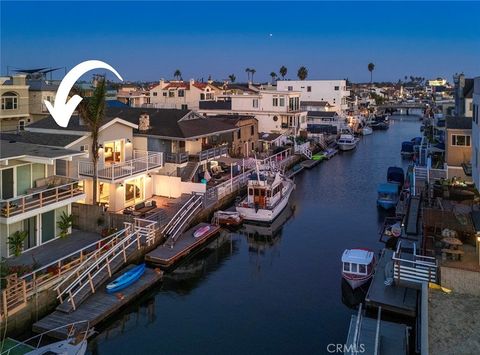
[193,225,212,238]
[106,264,145,294]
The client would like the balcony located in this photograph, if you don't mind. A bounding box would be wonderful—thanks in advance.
[78,150,163,182]
[198,145,229,162]
[165,152,189,164]
[0,177,84,221]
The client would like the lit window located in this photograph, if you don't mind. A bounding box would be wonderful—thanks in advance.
[451,134,471,147]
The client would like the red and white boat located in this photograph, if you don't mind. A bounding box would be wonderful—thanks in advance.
[341,249,376,290]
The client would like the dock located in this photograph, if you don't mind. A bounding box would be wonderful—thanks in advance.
[365,249,418,317]
[300,159,321,169]
[405,195,421,235]
[33,266,163,339]
[145,223,221,268]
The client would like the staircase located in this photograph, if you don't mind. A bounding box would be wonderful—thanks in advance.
[55,225,145,313]
[163,193,204,247]
[180,161,199,182]
[294,142,312,159]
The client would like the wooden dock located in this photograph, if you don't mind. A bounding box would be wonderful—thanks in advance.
[33,266,163,339]
[365,249,418,317]
[300,159,321,169]
[145,223,221,268]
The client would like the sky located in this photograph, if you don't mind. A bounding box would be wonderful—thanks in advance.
[1,1,479,83]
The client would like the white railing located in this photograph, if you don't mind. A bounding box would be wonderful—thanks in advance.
[78,150,163,181]
[294,142,312,159]
[392,242,437,285]
[414,165,447,184]
[198,145,228,162]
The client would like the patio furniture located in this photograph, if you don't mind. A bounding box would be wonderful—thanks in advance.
[131,201,157,217]
[441,248,464,261]
[442,237,463,248]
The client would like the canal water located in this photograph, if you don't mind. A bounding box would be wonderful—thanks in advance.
[87,116,420,355]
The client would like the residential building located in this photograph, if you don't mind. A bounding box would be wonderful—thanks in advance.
[28,80,59,122]
[117,86,151,108]
[445,116,472,180]
[199,89,307,136]
[453,74,474,117]
[209,115,259,157]
[306,111,344,135]
[276,80,349,112]
[0,75,30,132]
[472,78,480,187]
[149,79,220,110]
[0,140,86,258]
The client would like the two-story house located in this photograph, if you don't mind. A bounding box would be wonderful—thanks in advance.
[0,75,30,132]
[199,89,307,136]
[0,139,86,258]
[149,79,220,110]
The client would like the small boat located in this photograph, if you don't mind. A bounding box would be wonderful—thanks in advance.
[387,166,405,187]
[193,225,213,238]
[377,183,399,210]
[336,134,359,151]
[323,148,337,159]
[341,249,376,290]
[400,141,414,158]
[214,211,243,227]
[370,120,389,130]
[106,264,145,294]
[312,153,326,161]
[361,126,373,136]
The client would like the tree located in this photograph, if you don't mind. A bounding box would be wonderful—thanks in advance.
[270,72,277,84]
[279,66,287,79]
[73,77,107,205]
[57,212,73,238]
[297,66,308,80]
[228,74,236,83]
[8,230,27,257]
[173,69,182,80]
[368,63,375,83]
[245,68,251,82]
[250,68,256,83]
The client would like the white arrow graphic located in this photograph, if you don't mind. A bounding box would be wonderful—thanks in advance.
[44,60,123,127]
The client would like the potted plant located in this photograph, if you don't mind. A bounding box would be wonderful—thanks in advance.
[8,230,28,257]
[57,212,73,238]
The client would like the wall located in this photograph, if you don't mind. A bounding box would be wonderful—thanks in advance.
[446,128,472,166]
[153,175,206,198]
[71,202,105,233]
[441,266,480,296]
[473,77,480,187]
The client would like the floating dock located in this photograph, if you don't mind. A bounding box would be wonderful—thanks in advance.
[365,249,418,317]
[145,223,221,268]
[33,266,163,339]
[300,159,321,169]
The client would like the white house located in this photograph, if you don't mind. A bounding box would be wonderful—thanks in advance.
[277,80,349,112]
[472,77,480,187]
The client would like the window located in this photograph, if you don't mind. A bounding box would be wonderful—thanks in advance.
[168,91,175,97]
[251,126,254,136]
[451,134,471,147]
[287,86,293,91]
[334,86,339,91]
[351,264,358,273]
[153,92,158,96]
[80,144,89,152]
[178,89,185,97]
[163,92,167,97]
[343,263,350,272]
[359,264,366,274]
[18,120,25,130]
[279,97,285,106]
[237,130,241,139]
[2,92,18,110]
[200,93,205,100]
[253,99,259,108]
[307,86,311,92]
[181,104,188,110]
[273,97,278,107]
[248,188,253,195]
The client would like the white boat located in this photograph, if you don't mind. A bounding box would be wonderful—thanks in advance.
[361,126,373,136]
[341,249,376,289]
[336,134,359,151]
[236,170,295,223]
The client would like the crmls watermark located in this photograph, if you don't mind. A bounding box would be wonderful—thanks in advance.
[326,343,366,353]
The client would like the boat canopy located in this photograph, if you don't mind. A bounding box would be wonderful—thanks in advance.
[377,183,399,194]
[401,141,414,152]
[341,249,374,265]
[387,167,405,185]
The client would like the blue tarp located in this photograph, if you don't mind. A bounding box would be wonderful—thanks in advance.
[378,183,399,194]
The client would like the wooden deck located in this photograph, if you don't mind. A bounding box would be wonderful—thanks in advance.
[300,159,321,169]
[32,266,163,339]
[365,249,418,317]
[145,223,221,268]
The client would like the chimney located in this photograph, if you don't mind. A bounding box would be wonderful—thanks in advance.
[139,113,150,132]
[189,78,195,86]
[12,74,26,86]
[159,79,165,88]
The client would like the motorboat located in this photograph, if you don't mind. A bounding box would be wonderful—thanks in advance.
[400,141,414,158]
[193,225,214,238]
[236,168,295,223]
[213,211,243,227]
[361,126,373,136]
[336,134,359,151]
[341,249,376,290]
[377,183,399,210]
[387,166,405,187]
[106,264,145,293]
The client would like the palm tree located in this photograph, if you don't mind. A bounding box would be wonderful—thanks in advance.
[270,72,277,84]
[73,77,107,205]
[297,66,308,80]
[250,68,256,83]
[173,69,182,81]
[245,68,251,82]
[279,66,287,79]
[228,74,236,83]
[368,63,375,83]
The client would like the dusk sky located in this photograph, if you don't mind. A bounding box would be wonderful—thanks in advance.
[2,1,479,83]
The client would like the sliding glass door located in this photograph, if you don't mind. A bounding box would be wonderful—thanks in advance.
[1,168,14,199]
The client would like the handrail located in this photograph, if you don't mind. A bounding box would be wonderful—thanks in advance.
[161,194,197,234]
[351,303,362,354]
[168,197,203,244]
[373,307,382,355]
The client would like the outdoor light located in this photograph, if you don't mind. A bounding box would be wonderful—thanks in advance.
[127,139,132,144]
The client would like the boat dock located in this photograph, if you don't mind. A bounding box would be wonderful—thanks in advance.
[145,223,221,268]
[300,159,321,169]
[32,266,163,339]
[365,249,418,317]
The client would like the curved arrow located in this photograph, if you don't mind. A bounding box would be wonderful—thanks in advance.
[45,60,123,127]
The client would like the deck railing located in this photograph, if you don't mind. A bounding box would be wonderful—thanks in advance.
[198,145,228,162]
[0,179,84,219]
[78,150,163,181]
[165,151,189,164]
[392,241,437,286]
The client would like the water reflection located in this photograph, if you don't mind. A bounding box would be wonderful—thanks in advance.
[340,278,368,309]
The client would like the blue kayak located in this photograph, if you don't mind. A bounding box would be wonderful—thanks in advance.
[106,264,145,293]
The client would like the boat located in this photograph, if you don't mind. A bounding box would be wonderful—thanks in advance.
[336,134,359,151]
[213,211,243,227]
[387,166,405,187]
[377,183,399,210]
[236,168,295,223]
[106,264,145,294]
[341,249,376,290]
[312,153,326,161]
[400,141,414,158]
[193,225,213,238]
[361,126,373,136]
[323,148,338,159]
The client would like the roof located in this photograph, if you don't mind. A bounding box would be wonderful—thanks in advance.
[0,139,85,161]
[106,100,129,108]
[307,111,337,118]
[301,101,332,107]
[27,80,59,91]
[341,249,374,264]
[259,132,284,142]
[446,116,472,130]
[0,131,80,147]
[208,114,256,125]
[377,183,399,194]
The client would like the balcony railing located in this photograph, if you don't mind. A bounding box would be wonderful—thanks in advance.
[0,178,84,219]
[165,151,189,164]
[78,150,163,182]
[198,145,228,161]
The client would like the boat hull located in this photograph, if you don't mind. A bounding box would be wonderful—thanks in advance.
[338,143,357,151]
[361,127,373,135]
[377,199,397,210]
[342,274,373,290]
[106,264,145,294]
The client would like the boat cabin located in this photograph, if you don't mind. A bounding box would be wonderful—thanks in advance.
[341,249,375,276]
[246,173,283,209]
[377,183,399,210]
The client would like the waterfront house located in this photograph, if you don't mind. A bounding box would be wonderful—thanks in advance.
[276,79,349,112]
[445,116,472,180]
[199,89,307,136]
[471,77,480,188]
[0,139,86,258]
[306,111,344,136]
[149,79,220,110]
[0,75,30,132]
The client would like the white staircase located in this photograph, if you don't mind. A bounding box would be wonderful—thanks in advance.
[294,142,312,159]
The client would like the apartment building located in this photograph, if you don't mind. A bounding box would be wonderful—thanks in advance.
[0,75,30,132]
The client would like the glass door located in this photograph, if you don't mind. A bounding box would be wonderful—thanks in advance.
[125,177,144,205]
[16,165,31,196]
[104,140,124,164]
[23,217,37,250]
[41,210,55,243]
[1,168,14,199]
